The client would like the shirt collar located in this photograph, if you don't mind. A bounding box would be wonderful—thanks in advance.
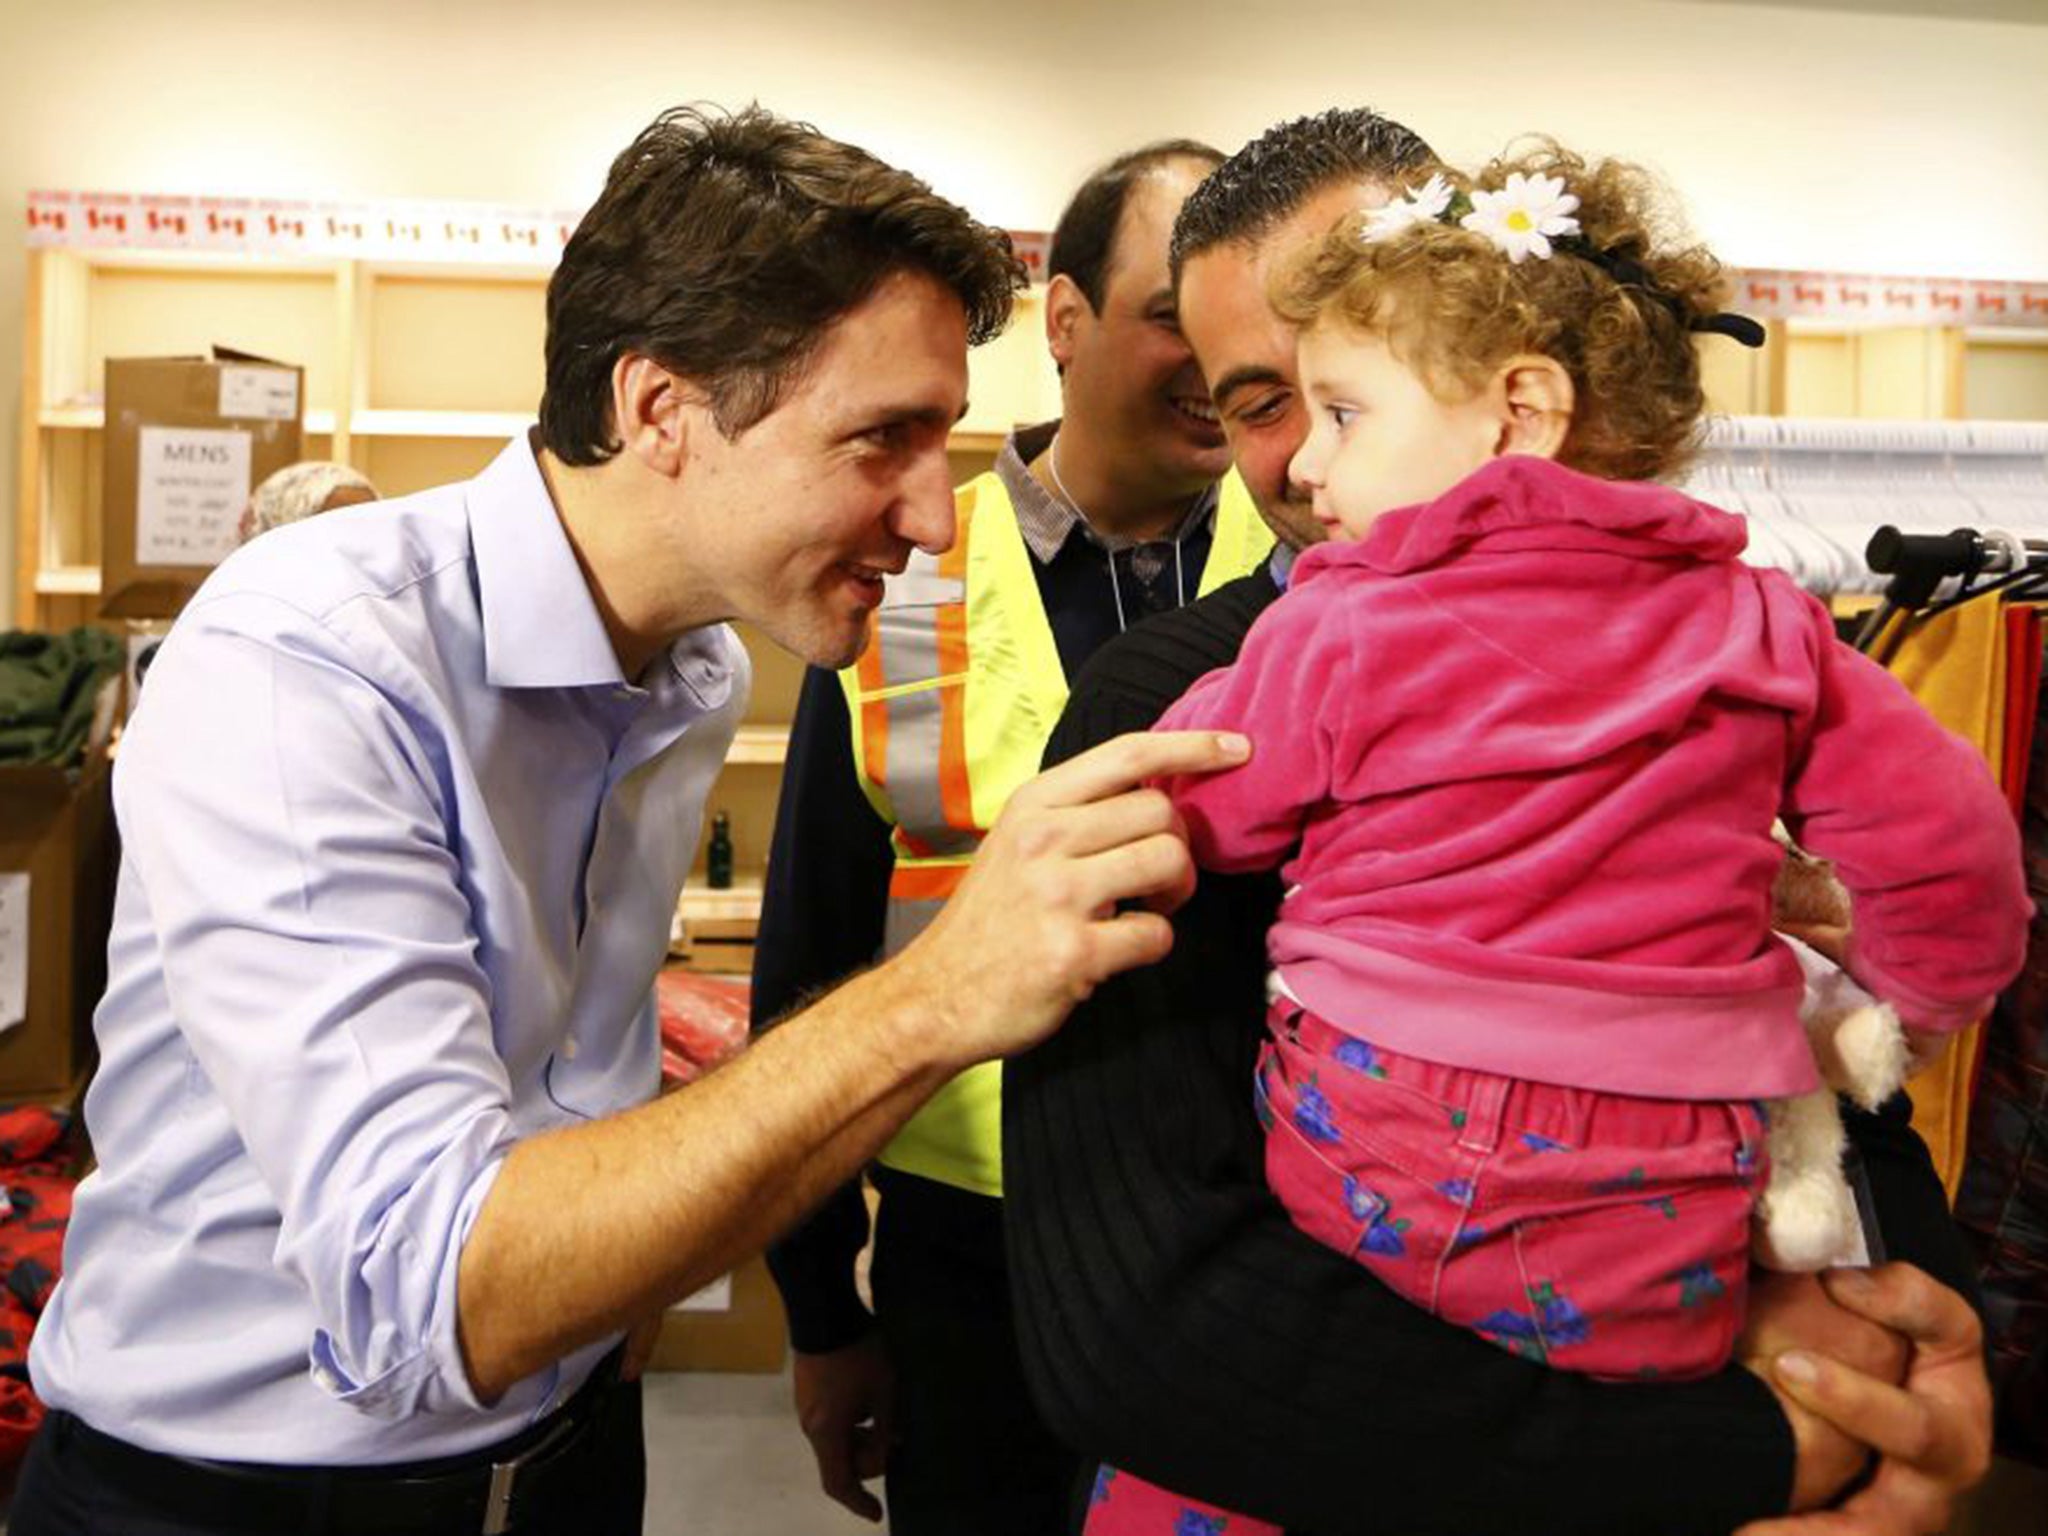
[997,420,1220,566]
[467,433,630,690]
[469,434,740,708]
[1269,542,1300,591]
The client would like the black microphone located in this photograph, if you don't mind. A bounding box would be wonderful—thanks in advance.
[1864,527,1986,608]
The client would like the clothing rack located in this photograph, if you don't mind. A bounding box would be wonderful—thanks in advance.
[1682,416,2048,597]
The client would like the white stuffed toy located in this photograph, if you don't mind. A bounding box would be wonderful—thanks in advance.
[1752,934,1912,1272]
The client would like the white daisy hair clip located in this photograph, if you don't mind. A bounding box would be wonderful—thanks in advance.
[1355,168,1765,347]
[1360,172,1457,240]
[1361,170,1578,264]
[1459,171,1581,264]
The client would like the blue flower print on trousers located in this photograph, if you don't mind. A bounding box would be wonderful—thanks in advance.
[1292,1081,1341,1144]
[1175,1511,1229,1536]
[1341,1178,1411,1258]
[1477,1281,1591,1363]
[1361,1211,1411,1258]
[1342,1176,1380,1223]
[1531,1282,1591,1345]
[1592,1167,1647,1195]
[1092,1466,1117,1507]
[1335,1179,1400,1261]
[1672,1263,1727,1310]
[1332,1038,1387,1078]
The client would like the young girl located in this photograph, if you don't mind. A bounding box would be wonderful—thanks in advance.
[1086,142,2029,1535]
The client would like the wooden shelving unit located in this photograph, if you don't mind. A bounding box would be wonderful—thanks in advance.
[1697,320,2048,422]
[13,235,1063,930]
[23,222,2043,933]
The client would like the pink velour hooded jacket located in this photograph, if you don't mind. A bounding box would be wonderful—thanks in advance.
[1157,455,2029,1100]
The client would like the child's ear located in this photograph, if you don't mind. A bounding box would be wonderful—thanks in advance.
[1490,355,1575,461]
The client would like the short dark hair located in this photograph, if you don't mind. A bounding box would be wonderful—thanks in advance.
[1169,108,1437,285]
[541,104,1026,463]
[1048,139,1224,312]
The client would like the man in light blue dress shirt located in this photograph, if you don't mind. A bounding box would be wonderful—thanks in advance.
[13,106,1248,1536]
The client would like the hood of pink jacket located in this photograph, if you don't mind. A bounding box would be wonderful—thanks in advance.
[1302,456,1749,582]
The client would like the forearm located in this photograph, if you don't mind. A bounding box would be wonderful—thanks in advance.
[455,694,1229,1405]
[459,962,949,1400]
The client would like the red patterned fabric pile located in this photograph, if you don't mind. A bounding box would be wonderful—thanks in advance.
[0,1107,77,1474]
[656,970,751,1087]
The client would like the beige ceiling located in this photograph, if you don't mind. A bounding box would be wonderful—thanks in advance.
[1681,0,2046,22]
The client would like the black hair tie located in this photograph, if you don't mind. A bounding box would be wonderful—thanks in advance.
[1561,238,1768,350]
[1690,312,1768,348]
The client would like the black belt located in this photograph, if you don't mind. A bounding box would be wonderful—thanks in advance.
[56,1346,628,1535]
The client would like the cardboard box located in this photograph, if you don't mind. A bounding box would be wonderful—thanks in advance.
[648,1254,788,1374]
[0,756,114,1101]
[100,351,304,618]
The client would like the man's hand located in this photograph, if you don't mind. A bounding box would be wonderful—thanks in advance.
[1741,1270,1911,1510]
[896,730,1249,1068]
[792,1336,895,1522]
[1738,1264,1992,1535]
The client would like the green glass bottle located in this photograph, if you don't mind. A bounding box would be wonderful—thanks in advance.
[706,810,734,890]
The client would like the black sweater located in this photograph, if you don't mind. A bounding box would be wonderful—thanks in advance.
[1002,572,1977,1536]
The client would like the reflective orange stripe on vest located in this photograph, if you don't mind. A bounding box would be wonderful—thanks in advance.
[849,498,979,863]
[841,466,1274,1196]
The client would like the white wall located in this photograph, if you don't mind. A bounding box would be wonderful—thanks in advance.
[5,0,2046,627]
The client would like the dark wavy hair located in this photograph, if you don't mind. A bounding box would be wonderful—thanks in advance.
[1169,107,1436,285]
[540,105,1026,461]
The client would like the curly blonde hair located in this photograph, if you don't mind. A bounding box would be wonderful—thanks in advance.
[1271,139,1733,482]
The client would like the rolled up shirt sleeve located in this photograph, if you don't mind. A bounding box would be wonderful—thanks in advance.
[117,595,521,1418]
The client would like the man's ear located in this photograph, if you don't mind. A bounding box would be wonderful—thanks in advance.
[1043,273,1092,373]
[1491,354,1575,460]
[610,353,698,476]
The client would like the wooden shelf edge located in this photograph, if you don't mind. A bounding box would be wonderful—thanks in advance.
[40,412,1012,448]
[42,406,339,434]
[34,566,102,596]
[949,429,1007,453]
[349,409,531,439]
[725,726,788,766]
[676,881,764,923]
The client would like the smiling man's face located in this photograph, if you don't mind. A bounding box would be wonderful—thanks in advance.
[1054,157,1235,500]
[1176,179,1394,551]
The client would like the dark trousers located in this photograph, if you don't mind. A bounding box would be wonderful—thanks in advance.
[870,1172,1082,1536]
[8,1380,645,1536]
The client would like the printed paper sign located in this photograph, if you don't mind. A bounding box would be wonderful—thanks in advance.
[677,1274,733,1313]
[136,426,252,567]
[0,873,27,1036]
[218,366,299,422]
